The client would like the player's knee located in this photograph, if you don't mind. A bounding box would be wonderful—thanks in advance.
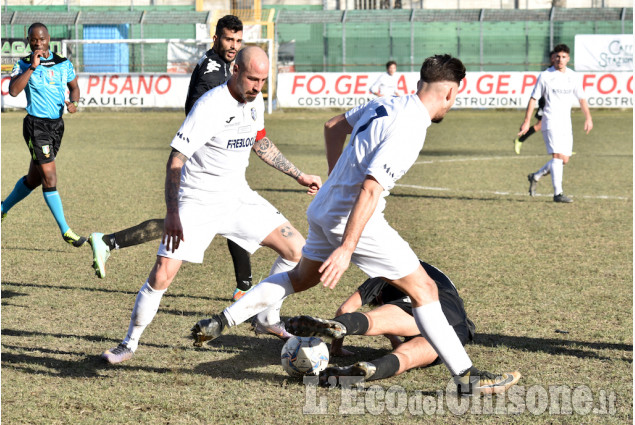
[406,277,437,306]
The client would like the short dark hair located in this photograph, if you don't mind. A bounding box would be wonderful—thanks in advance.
[553,44,570,55]
[386,60,397,69]
[419,54,465,85]
[28,22,48,35]
[215,15,243,37]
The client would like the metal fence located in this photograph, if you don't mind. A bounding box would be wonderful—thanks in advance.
[2,7,632,73]
[274,7,633,72]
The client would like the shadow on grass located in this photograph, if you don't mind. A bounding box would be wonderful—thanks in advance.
[474,333,633,362]
[254,187,534,203]
[1,281,227,302]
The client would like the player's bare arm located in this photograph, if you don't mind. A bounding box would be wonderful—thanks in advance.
[162,149,188,252]
[8,50,45,96]
[579,99,593,134]
[320,176,384,289]
[324,114,353,175]
[65,77,80,113]
[252,136,322,195]
[518,98,537,136]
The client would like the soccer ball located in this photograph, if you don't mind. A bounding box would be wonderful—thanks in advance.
[281,336,329,377]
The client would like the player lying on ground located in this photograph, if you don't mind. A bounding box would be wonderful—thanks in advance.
[191,54,520,395]
[288,260,478,386]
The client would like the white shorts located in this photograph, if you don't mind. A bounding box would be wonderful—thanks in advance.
[157,189,288,263]
[542,129,573,156]
[302,215,420,280]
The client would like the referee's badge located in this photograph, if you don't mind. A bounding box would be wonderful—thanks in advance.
[251,107,257,121]
[42,145,51,158]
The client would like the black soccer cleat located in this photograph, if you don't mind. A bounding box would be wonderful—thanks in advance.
[287,315,347,341]
[191,315,226,347]
[319,362,377,387]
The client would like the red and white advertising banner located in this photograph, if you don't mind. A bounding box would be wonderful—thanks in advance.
[2,71,632,110]
[2,73,190,110]
[277,71,633,109]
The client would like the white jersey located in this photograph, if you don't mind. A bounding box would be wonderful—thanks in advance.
[170,83,265,199]
[369,72,399,97]
[531,66,586,132]
[307,95,431,226]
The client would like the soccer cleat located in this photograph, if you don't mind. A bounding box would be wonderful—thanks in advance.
[287,315,347,341]
[251,318,293,341]
[191,315,226,347]
[527,174,538,197]
[553,193,573,203]
[513,138,523,155]
[232,288,250,301]
[319,362,377,387]
[101,343,134,364]
[1,202,5,222]
[455,367,521,395]
[63,229,87,247]
[89,233,111,278]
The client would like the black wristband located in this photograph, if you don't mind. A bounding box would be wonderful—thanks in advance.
[29,65,36,71]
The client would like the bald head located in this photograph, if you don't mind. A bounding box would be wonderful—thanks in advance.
[229,46,269,103]
[235,46,269,74]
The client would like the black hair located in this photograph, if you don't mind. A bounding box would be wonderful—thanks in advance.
[419,54,466,85]
[27,22,48,35]
[553,44,570,55]
[215,15,243,37]
[386,60,397,69]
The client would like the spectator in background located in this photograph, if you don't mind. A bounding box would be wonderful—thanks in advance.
[369,61,399,97]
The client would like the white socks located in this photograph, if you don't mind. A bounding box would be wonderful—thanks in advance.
[122,281,166,352]
[412,301,472,376]
[256,256,297,326]
[224,271,295,327]
[550,158,564,195]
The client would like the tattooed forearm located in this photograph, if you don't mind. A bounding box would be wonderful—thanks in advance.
[253,137,302,179]
[165,150,187,213]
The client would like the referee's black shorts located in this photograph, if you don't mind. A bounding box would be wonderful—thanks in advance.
[23,114,64,164]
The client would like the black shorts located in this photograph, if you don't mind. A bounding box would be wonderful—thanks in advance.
[357,261,475,346]
[23,114,64,164]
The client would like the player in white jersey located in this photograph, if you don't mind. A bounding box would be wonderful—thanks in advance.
[192,54,521,395]
[519,44,593,203]
[369,61,399,97]
[101,47,322,364]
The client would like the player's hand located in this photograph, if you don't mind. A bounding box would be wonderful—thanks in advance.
[297,173,322,196]
[31,50,45,68]
[518,121,530,136]
[319,246,352,289]
[162,211,184,253]
[584,119,593,134]
[65,100,78,114]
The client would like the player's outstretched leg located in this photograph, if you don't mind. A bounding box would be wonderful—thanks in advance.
[455,366,521,395]
[89,233,111,278]
[287,315,347,341]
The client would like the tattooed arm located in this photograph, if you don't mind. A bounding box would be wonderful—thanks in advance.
[252,136,322,195]
[162,148,188,252]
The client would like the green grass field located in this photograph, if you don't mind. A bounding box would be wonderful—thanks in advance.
[1,108,632,424]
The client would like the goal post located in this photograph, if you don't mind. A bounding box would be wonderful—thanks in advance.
[61,37,274,113]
